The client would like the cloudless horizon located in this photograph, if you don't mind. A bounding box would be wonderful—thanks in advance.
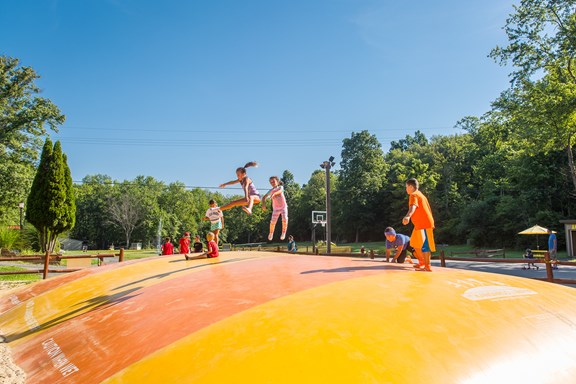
[1,0,516,192]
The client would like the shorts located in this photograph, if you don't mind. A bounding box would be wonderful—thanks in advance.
[549,249,557,260]
[410,228,436,253]
[396,242,416,263]
[271,207,288,223]
[210,221,222,231]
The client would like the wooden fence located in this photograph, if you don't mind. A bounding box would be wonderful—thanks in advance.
[0,249,125,279]
[439,250,576,285]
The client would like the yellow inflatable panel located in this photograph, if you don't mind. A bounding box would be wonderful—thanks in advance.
[1,252,576,383]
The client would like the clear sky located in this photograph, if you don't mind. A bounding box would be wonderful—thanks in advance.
[1,0,515,191]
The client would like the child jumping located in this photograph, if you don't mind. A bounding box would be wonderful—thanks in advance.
[262,176,288,241]
[185,232,219,260]
[203,199,224,244]
[402,178,436,272]
[219,162,260,215]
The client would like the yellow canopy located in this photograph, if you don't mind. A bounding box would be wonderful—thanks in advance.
[518,225,556,235]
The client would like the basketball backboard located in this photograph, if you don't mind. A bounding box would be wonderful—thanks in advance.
[312,211,327,226]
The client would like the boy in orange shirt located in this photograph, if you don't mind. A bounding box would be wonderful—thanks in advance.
[402,178,435,271]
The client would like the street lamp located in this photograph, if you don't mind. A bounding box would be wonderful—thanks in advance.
[320,156,335,254]
[18,202,24,230]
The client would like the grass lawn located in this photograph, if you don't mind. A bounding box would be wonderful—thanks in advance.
[0,266,41,281]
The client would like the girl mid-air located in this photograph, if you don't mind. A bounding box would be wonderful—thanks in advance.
[262,176,288,241]
[219,162,261,215]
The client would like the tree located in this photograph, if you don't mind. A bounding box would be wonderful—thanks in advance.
[71,175,118,249]
[58,153,76,233]
[26,139,75,252]
[490,0,576,84]
[107,193,144,247]
[489,0,576,194]
[0,56,65,223]
[337,131,387,242]
[489,74,576,193]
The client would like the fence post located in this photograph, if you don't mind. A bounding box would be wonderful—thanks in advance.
[43,251,50,280]
[544,251,554,282]
[119,248,124,262]
[440,250,446,268]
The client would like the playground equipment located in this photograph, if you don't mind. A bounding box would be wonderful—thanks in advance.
[1,252,576,383]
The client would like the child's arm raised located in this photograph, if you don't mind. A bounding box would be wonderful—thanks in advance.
[219,179,240,188]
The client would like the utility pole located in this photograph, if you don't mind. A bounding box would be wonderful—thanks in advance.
[320,156,335,254]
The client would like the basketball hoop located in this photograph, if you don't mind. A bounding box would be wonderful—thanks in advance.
[311,210,327,226]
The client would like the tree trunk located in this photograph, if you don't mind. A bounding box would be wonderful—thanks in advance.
[567,134,576,196]
[355,227,360,243]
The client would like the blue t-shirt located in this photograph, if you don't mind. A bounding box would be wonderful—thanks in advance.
[386,234,410,250]
[548,233,557,251]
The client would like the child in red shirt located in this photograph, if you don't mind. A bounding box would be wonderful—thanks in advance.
[161,237,174,255]
[179,232,191,255]
[186,232,219,260]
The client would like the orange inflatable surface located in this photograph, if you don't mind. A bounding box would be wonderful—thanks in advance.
[1,252,576,383]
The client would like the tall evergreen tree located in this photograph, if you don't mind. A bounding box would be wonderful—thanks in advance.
[26,139,75,252]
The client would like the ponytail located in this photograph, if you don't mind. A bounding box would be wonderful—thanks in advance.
[236,161,258,174]
[244,161,258,169]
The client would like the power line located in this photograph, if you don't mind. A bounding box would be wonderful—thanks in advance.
[60,125,457,134]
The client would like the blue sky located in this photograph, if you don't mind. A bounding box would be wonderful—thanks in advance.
[1,0,515,191]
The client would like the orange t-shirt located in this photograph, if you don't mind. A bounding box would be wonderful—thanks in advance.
[408,190,435,229]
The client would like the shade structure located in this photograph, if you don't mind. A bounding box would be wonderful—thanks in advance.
[518,225,555,235]
[1,252,576,383]
[518,225,556,249]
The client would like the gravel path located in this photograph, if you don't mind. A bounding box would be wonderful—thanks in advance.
[0,282,29,384]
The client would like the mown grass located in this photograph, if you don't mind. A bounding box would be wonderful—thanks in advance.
[0,266,41,281]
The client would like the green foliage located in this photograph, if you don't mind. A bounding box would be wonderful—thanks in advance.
[0,56,64,224]
[26,139,75,252]
[490,0,576,84]
[0,226,23,250]
[337,130,387,242]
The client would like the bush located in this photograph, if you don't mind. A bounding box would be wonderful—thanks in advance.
[0,226,23,250]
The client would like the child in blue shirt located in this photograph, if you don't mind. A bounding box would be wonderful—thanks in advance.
[384,227,415,263]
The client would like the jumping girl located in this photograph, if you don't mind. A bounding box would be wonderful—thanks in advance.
[262,176,288,241]
[219,162,260,215]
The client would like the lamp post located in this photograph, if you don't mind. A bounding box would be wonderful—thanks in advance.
[320,156,335,254]
[18,202,24,231]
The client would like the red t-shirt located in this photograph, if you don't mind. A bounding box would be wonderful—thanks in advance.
[207,240,219,258]
[161,242,174,255]
[408,190,435,229]
[179,237,190,254]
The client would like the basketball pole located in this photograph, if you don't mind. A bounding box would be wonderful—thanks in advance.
[320,156,335,254]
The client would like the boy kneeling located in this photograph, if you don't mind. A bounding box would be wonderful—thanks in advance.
[384,227,415,264]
